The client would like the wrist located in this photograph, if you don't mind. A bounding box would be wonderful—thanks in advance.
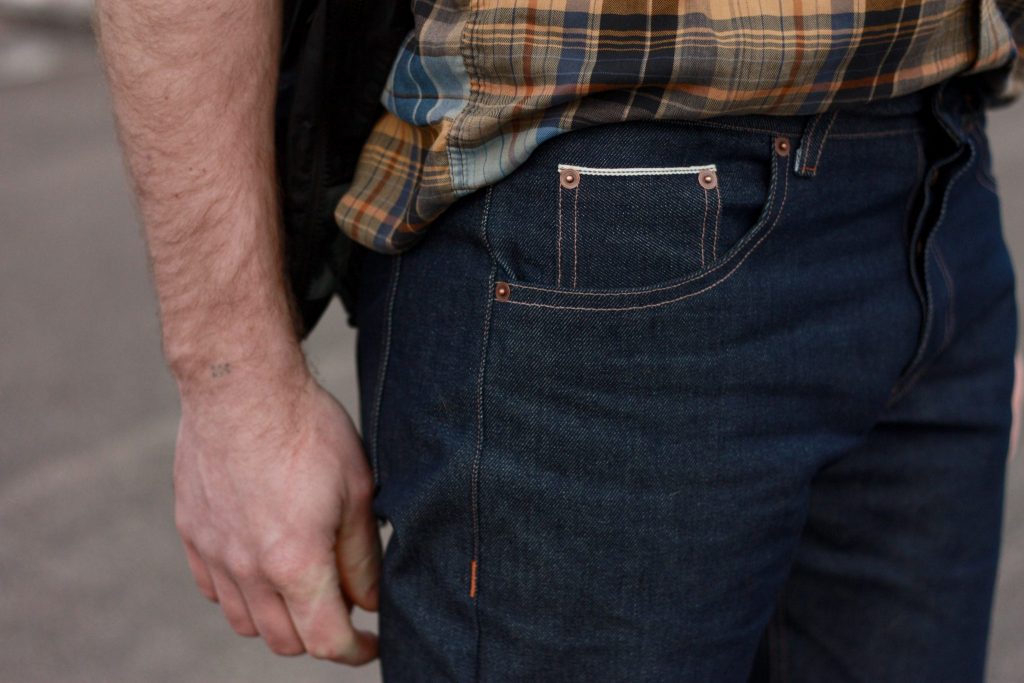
[173,340,319,451]
[167,322,310,399]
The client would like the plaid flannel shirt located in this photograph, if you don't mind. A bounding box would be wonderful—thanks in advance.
[335,0,1024,255]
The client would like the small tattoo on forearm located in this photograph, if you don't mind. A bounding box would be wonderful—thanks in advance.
[210,362,232,379]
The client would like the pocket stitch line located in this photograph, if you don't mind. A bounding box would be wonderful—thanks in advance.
[700,188,710,268]
[556,184,564,286]
[508,150,785,299]
[572,185,579,287]
[499,155,790,312]
[711,185,723,260]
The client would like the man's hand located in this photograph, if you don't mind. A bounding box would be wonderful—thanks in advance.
[92,0,381,663]
[174,368,380,663]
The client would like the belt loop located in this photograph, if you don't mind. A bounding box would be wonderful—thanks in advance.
[793,109,839,177]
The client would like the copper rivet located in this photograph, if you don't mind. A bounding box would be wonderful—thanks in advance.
[495,281,511,301]
[698,170,718,190]
[560,169,580,189]
[775,137,791,156]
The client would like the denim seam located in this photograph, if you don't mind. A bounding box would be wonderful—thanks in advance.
[471,186,498,681]
[368,254,402,488]
[712,185,723,260]
[968,122,1000,195]
[902,134,927,250]
[507,166,781,297]
[700,186,710,267]
[887,128,975,406]
[572,184,580,288]
[906,133,973,359]
[887,80,961,402]
[494,146,787,305]
[795,112,826,175]
[808,111,839,174]
[496,159,790,312]
[469,264,495,599]
[557,184,564,287]
[828,127,923,139]
[668,120,920,139]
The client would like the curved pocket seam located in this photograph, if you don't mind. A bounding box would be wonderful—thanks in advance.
[500,146,788,311]
[499,184,787,312]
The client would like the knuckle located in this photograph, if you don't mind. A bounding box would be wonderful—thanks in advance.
[309,637,355,663]
[265,634,304,657]
[224,555,258,582]
[218,543,257,580]
[259,545,314,589]
[190,527,219,558]
[226,615,257,637]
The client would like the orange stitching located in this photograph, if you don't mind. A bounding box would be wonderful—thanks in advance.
[470,208,497,604]
[500,152,782,299]
[469,559,478,598]
[497,164,790,312]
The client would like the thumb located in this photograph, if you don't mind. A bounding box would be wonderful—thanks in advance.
[336,489,383,612]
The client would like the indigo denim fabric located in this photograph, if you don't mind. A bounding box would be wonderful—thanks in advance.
[353,75,1018,683]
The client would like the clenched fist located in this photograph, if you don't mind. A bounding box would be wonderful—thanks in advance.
[172,368,381,664]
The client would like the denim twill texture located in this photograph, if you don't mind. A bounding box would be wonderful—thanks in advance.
[354,75,1018,682]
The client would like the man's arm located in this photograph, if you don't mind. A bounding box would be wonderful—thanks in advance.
[94,0,380,664]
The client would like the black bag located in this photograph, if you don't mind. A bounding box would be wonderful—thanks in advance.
[274,0,414,337]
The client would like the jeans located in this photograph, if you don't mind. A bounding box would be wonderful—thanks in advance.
[353,75,1018,682]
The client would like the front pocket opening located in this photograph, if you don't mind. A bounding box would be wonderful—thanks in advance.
[556,163,717,177]
[489,136,789,311]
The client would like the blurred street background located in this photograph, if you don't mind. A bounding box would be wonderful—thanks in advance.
[2,4,1023,682]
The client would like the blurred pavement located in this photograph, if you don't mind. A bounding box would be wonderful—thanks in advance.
[1,18,1023,683]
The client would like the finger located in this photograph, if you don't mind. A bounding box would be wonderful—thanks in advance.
[273,552,378,664]
[336,492,382,612]
[209,568,258,637]
[236,580,305,657]
[182,540,218,603]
